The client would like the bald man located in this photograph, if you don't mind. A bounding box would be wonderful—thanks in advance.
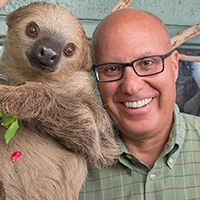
[79,8,200,200]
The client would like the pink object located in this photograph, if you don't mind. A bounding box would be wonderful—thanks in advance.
[11,151,22,162]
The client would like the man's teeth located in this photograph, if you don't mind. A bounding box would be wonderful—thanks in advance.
[124,98,152,108]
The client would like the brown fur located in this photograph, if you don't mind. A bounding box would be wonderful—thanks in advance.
[0,2,119,200]
[0,180,5,200]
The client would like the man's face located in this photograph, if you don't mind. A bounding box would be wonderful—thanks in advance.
[93,13,179,141]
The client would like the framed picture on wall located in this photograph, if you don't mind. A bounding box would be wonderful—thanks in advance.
[176,49,200,117]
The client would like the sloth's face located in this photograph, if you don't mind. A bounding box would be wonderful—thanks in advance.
[4,2,92,83]
[25,21,76,74]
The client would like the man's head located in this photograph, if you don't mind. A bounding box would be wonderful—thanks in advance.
[92,8,179,141]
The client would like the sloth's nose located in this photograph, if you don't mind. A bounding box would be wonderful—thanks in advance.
[36,45,60,66]
[28,37,63,72]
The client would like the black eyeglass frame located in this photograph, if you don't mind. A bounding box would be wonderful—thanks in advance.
[93,50,174,82]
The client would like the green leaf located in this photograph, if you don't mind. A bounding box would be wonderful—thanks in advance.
[0,112,7,118]
[5,119,19,144]
[1,115,17,128]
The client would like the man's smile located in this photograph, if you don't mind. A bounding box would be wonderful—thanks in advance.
[123,98,153,108]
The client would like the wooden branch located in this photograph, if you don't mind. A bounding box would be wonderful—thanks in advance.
[0,0,9,9]
[179,54,200,62]
[109,0,132,14]
[170,24,200,62]
[170,23,200,49]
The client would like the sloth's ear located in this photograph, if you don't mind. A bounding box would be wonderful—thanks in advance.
[6,4,29,28]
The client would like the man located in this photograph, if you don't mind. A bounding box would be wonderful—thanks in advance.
[79,8,200,199]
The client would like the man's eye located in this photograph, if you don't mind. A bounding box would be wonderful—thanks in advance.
[141,59,153,66]
[140,57,161,67]
[106,66,119,72]
[97,64,122,78]
[102,65,122,73]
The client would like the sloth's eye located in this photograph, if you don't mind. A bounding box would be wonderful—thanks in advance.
[26,22,39,37]
[64,43,75,56]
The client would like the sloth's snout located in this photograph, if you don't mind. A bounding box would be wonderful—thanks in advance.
[28,38,62,72]
[36,45,60,67]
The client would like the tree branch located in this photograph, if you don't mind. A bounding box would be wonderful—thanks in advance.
[0,0,9,9]
[170,24,200,62]
[109,0,132,14]
[170,23,200,49]
[179,53,200,62]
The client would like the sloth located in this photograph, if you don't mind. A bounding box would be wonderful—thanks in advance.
[0,2,119,200]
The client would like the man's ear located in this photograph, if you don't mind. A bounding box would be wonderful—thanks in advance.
[171,50,179,82]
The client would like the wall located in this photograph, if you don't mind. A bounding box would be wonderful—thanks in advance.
[0,0,200,49]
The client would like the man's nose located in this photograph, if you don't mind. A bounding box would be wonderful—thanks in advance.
[119,67,144,94]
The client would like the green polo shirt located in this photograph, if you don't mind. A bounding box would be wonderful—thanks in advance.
[79,104,200,200]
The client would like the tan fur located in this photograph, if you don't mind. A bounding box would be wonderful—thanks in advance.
[0,2,119,200]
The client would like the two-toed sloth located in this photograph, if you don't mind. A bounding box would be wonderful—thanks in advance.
[0,2,118,200]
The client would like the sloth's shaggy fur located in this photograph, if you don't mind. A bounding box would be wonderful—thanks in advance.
[0,2,119,199]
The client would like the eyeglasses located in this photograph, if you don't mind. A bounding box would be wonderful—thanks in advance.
[93,51,173,82]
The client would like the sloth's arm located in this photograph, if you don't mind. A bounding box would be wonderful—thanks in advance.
[0,82,119,167]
